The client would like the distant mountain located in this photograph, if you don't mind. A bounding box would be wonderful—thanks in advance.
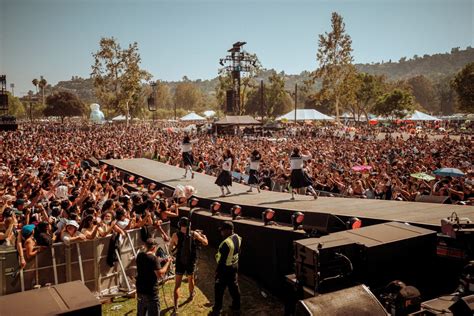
[52,47,474,101]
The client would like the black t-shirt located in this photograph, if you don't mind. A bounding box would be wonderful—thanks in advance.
[136,252,161,295]
[36,232,53,247]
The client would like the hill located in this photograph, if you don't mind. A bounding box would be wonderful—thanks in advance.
[52,47,474,102]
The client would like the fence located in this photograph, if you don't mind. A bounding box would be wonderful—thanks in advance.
[0,223,170,296]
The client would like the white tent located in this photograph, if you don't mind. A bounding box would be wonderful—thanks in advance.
[203,110,216,118]
[405,110,440,121]
[180,112,206,121]
[276,109,334,121]
[111,115,130,121]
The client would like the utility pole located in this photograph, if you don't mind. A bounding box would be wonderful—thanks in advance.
[260,80,264,120]
[294,83,298,123]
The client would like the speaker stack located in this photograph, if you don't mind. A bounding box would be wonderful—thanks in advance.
[0,115,18,131]
[293,222,437,294]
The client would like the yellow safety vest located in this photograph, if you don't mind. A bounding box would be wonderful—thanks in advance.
[215,234,242,266]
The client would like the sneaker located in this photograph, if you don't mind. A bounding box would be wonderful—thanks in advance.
[257,187,261,193]
[246,189,252,193]
[182,175,187,179]
[191,173,195,179]
[290,196,295,200]
[219,194,226,197]
[314,194,318,200]
[226,191,231,195]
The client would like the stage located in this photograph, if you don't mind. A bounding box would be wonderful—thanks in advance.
[102,158,474,230]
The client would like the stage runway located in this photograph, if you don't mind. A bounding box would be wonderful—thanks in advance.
[102,158,474,229]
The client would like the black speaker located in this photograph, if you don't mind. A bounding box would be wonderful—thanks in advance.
[226,89,234,113]
[295,285,387,315]
[415,195,451,204]
[449,295,474,315]
[0,94,8,110]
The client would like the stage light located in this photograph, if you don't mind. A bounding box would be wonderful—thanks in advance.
[188,197,199,208]
[210,202,221,216]
[291,212,305,230]
[219,59,224,66]
[231,205,242,220]
[262,209,275,226]
[346,217,362,230]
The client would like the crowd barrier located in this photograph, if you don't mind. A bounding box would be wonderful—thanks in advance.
[0,223,170,296]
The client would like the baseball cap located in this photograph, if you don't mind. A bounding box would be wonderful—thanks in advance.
[66,220,79,229]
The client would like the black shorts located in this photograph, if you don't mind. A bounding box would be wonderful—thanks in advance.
[175,261,196,275]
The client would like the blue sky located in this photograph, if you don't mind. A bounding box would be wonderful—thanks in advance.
[1,0,473,96]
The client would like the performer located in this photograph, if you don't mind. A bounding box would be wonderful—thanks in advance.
[181,135,196,179]
[289,147,318,200]
[246,150,261,193]
[169,217,208,314]
[215,149,234,197]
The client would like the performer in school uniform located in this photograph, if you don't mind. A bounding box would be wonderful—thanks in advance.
[181,135,196,179]
[246,150,261,193]
[289,147,318,200]
[215,149,234,197]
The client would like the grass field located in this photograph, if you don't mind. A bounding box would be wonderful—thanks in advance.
[102,246,284,316]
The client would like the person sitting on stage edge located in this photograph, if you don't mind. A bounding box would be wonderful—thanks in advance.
[170,216,208,314]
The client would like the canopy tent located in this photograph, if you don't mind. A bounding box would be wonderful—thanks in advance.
[276,109,334,121]
[215,115,261,125]
[203,110,216,118]
[180,112,206,121]
[405,110,440,121]
[111,115,130,121]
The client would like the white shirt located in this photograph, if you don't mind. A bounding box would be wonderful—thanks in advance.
[181,143,192,153]
[290,154,311,170]
[222,158,232,171]
[248,158,260,171]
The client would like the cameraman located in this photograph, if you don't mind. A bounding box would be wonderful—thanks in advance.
[169,216,208,313]
[136,238,172,316]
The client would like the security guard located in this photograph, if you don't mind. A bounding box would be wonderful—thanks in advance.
[210,221,242,315]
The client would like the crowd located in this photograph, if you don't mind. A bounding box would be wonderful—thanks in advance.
[0,121,472,265]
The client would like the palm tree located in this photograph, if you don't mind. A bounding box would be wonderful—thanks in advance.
[39,76,47,107]
[32,78,39,94]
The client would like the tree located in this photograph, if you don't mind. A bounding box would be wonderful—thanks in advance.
[32,79,39,94]
[266,72,292,117]
[354,73,387,121]
[38,76,47,107]
[91,37,151,123]
[312,12,354,121]
[406,75,438,112]
[5,92,26,118]
[451,62,474,112]
[372,89,416,118]
[174,80,203,111]
[44,91,85,123]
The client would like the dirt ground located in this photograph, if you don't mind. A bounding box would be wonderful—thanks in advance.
[103,246,284,316]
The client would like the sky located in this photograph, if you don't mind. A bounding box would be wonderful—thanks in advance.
[1,0,473,96]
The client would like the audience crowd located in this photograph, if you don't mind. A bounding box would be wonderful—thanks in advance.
[0,121,472,267]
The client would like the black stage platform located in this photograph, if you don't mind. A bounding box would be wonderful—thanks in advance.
[102,158,474,230]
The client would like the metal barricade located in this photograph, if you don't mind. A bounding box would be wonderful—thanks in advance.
[0,223,170,296]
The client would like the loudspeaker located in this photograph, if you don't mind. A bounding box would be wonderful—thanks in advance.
[415,195,450,204]
[295,285,387,315]
[449,295,474,315]
[226,89,234,113]
[302,213,344,235]
[0,94,8,110]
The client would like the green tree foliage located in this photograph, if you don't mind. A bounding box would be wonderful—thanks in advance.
[38,76,47,106]
[312,12,354,121]
[451,62,474,113]
[32,79,39,94]
[373,89,416,118]
[353,73,387,121]
[44,91,85,122]
[5,92,26,118]
[91,37,151,121]
[174,79,203,111]
[436,75,457,115]
[406,75,438,112]
[267,73,293,118]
